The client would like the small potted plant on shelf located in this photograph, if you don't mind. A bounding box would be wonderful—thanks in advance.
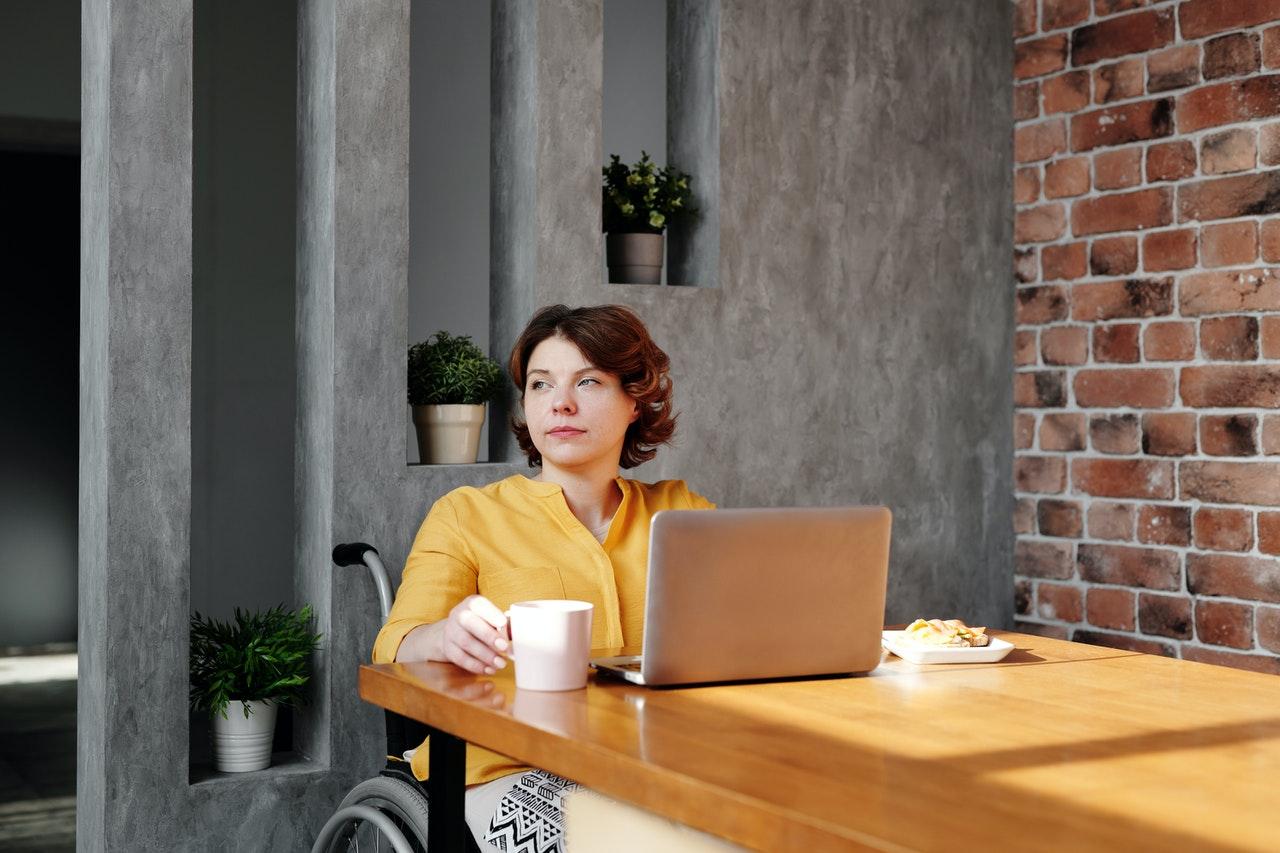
[189,604,322,773]
[602,151,695,284]
[408,331,504,464]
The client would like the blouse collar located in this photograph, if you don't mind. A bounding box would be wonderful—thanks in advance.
[510,473,630,498]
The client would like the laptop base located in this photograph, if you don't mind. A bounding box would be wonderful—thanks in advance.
[590,655,647,685]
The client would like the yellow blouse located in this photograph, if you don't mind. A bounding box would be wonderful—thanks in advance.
[373,473,715,784]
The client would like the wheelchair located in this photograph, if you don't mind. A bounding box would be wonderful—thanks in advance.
[310,543,483,853]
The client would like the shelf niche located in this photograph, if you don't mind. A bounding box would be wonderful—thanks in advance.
[603,0,719,289]
[406,0,496,465]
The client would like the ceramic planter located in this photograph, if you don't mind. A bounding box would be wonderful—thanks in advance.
[212,699,277,773]
[606,232,664,284]
[413,403,486,464]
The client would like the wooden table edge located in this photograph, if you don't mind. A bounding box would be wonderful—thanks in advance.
[360,630,1279,852]
[358,664,907,852]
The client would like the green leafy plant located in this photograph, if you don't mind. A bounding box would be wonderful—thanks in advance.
[189,605,323,720]
[602,151,695,235]
[408,331,504,406]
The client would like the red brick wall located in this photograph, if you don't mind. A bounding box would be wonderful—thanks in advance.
[1012,0,1280,674]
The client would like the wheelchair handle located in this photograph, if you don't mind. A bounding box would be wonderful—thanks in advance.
[332,543,394,624]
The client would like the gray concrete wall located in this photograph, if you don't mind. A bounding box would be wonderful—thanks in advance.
[79,1,478,847]
[80,0,194,846]
[80,0,1012,847]
[511,0,1015,627]
[666,0,719,287]
[489,0,541,461]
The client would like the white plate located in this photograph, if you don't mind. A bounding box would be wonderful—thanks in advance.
[881,630,1014,665]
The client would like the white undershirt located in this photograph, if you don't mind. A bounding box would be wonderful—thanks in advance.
[590,513,615,543]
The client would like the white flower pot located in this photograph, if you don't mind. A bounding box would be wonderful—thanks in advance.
[212,699,277,773]
[412,403,486,464]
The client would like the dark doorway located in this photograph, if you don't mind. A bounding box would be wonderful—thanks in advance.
[0,143,79,852]
[0,147,78,650]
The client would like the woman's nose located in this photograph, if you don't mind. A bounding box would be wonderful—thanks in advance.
[552,389,576,414]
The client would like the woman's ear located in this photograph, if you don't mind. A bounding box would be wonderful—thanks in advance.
[629,400,640,423]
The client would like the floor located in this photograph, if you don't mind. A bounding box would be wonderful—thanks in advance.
[0,655,76,853]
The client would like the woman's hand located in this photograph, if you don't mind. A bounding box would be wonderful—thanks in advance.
[441,595,511,675]
[444,679,507,710]
[396,595,510,675]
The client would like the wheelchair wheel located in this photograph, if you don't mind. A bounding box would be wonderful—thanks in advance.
[313,776,432,853]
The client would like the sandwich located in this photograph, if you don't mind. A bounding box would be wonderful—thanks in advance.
[904,618,990,648]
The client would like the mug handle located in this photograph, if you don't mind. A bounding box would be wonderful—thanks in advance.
[501,609,515,658]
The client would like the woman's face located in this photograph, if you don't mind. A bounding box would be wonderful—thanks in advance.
[523,335,639,472]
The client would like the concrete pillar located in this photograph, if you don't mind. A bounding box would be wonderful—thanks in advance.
[79,0,194,846]
[79,0,416,846]
[296,0,415,770]
[667,0,720,288]
[489,0,605,462]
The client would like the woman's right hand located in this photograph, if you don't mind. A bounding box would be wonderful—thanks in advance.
[438,595,511,675]
[394,595,511,674]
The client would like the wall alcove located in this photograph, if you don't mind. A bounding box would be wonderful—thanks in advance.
[603,0,720,290]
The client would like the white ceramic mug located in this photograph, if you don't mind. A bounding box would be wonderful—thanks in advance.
[506,600,594,691]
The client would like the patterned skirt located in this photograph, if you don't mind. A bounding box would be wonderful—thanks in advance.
[466,769,586,853]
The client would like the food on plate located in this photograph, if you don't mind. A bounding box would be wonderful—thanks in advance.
[903,618,990,648]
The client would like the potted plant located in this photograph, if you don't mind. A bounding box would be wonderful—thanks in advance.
[408,331,503,464]
[602,151,695,284]
[189,605,322,773]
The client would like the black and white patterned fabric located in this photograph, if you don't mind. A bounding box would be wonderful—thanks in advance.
[483,769,580,853]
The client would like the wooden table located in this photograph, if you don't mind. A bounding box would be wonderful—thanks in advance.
[359,631,1280,851]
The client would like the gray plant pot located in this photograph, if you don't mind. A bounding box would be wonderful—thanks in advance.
[606,232,664,284]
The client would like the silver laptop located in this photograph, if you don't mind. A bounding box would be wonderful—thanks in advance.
[590,506,892,687]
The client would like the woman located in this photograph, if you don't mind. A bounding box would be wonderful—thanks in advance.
[373,303,714,852]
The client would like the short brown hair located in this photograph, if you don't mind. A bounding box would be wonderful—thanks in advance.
[508,304,677,469]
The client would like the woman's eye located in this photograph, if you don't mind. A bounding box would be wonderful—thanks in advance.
[529,380,549,391]
[578,377,599,387]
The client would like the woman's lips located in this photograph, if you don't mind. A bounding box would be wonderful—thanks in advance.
[548,427,585,437]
